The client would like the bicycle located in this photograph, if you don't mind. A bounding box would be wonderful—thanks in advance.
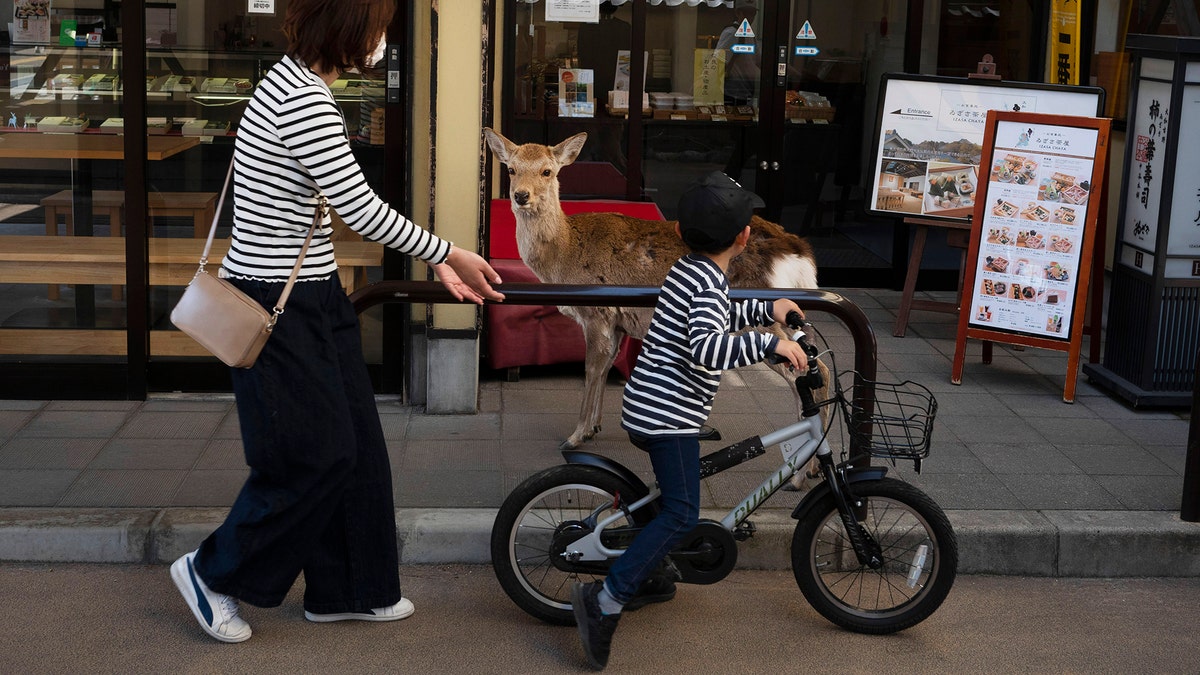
[490,311,958,635]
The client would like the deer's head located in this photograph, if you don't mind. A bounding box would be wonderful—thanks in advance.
[484,128,587,215]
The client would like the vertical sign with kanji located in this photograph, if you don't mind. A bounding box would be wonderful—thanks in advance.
[1049,0,1081,85]
[1119,60,1173,270]
[693,49,725,105]
[1164,82,1200,265]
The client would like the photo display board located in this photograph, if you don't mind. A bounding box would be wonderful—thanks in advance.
[953,111,1111,402]
[868,75,1104,222]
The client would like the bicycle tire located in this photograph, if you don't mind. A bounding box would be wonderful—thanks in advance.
[791,478,957,634]
[490,464,650,625]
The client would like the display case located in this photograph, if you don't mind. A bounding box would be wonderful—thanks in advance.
[3,45,385,144]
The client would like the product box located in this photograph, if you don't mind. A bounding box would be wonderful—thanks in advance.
[98,117,124,134]
[83,73,119,92]
[49,73,86,90]
[163,75,197,92]
[37,116,90,133]
[183,119,231,136]
[147,117,174,135]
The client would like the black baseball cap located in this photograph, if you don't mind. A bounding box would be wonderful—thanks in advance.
[677,171,765,249]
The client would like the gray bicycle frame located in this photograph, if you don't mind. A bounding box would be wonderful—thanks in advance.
[564,413,833,562]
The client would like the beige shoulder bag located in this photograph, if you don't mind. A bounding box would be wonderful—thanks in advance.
[170,160,328,368]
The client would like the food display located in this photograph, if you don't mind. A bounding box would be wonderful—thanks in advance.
[1020,202,1051,221]
[1052,206,1076,224]
[1044,261,1069,281]
[992,200,1018,218]
[984,255,1009,273]
[1061,183,1090,204]
[987,226,1014,245]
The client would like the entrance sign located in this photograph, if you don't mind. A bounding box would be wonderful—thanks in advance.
[867,74,1103,222]
[952,111,1111,402]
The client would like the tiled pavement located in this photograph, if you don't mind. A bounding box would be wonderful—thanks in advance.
[1,289,1197,574]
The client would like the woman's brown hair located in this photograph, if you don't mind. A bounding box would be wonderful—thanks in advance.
[283,0,395,73]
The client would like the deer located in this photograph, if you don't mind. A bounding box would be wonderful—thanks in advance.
[484,128,826,486]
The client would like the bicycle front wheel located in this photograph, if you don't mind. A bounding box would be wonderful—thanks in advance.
[490,464,649,625]
[791,478,957,634]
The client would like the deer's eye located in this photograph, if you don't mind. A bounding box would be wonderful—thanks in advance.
[507,167,515,175]
[542,169,552,177]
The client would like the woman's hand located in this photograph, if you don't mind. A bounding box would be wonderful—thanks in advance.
[436,247,505,304]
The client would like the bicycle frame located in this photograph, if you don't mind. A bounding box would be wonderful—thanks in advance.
[563,412,833,562]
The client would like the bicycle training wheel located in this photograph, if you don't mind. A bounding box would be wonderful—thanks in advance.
[490,464,650,625]
[791,478,957,634]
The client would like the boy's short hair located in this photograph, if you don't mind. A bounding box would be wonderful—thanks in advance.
[677,171,765,253]
[283,0,394,74]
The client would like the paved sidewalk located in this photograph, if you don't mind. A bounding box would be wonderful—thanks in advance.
[1,289,1198,575]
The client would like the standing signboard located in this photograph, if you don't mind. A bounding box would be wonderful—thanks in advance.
[951,111,1111,402]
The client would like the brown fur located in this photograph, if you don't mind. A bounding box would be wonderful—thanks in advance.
[485,127,824,469]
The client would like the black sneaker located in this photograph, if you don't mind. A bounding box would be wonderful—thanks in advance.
[623,574,677,612]
[571,581,620,671]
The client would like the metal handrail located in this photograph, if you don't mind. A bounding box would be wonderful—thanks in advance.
[351,281,879,454]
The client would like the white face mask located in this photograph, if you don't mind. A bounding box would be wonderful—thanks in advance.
[366,34,387,68]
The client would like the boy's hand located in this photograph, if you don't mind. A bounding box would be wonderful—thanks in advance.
[772,299,803,326]
[769,339,808,372]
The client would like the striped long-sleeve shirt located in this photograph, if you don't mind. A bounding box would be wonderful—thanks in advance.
[621,254,778,437]
[221,56,450,281]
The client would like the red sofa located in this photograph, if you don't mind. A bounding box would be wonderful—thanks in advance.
[485,198,664,379]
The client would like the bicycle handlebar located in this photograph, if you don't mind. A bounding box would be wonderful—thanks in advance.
[767,311,825,418]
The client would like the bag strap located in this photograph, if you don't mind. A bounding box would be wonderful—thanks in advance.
[198,159,327,324]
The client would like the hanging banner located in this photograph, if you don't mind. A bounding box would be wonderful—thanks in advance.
[1049,0,1081,85]
[693,49,725,106]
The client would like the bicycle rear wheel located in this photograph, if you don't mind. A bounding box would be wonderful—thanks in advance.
[791,478,957,634]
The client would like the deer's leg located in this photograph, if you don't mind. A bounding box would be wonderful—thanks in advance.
[561,315,622,451]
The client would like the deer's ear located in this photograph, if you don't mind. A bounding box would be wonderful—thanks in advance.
[553,133,588,167]
[483,127,517,164]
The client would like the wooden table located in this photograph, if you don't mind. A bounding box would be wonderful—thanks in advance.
[0,235,384,357]
[0,133,200,160]
[0,132,202,323]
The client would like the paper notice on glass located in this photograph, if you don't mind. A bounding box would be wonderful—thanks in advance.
[546,0,600,23]
[693,49,726,106]
[13,0,52,44]
[558,68,595,118]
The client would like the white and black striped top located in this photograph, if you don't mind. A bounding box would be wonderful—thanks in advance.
[221,55,450,281]
[621,254,778,437]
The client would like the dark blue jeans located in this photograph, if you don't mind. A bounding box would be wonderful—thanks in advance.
[604,433,700,603]
[193,275,401,613]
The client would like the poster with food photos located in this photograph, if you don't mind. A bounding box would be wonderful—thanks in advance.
[968,119,1098,339]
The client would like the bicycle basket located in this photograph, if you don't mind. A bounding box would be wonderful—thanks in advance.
[840,375,937,461]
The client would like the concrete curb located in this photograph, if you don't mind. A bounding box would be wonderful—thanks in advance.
[1,508,1197,577]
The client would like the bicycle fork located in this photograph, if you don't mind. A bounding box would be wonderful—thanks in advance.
[815,453,884,569]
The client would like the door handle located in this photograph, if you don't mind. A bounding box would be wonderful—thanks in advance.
[771,161,780,171]
[759,161,769,170]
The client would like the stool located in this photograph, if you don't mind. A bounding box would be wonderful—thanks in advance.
[41,189,218,300]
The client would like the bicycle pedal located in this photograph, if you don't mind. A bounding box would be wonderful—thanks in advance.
[733,521,757,541]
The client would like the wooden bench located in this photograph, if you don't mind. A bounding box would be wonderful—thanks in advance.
[0,235,383,357]
[40,189,219,299]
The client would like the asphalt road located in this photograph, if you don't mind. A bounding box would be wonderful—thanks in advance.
[1,564,1197,674]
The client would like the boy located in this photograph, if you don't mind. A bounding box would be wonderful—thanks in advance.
[571,171,807,670]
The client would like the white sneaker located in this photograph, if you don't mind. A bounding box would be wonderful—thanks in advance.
[304,598,415,623]
[170,550,252,643]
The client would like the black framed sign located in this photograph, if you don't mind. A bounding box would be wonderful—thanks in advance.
[867,74,1105,222]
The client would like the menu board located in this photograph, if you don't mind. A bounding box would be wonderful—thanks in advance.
[868,74,1103,222]
[968,120,1098,339]
[953,111,1111,402]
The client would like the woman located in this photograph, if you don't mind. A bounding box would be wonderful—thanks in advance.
[170,0,504,643]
